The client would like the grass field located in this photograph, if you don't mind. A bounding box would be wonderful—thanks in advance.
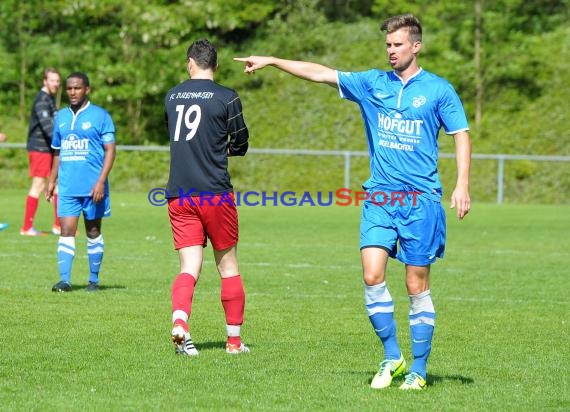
[0,189,568,411]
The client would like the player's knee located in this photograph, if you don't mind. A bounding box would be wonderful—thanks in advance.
[218,266,239,278]
[85,228,101,239]
[406,282,429,296]
[405,269,429,294]
[363,272,385,286]
[30,179,46,196]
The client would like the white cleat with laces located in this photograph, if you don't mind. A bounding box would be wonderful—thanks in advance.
[171,325,199,356]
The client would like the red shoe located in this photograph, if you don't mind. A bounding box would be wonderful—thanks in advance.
[226,342,250,354]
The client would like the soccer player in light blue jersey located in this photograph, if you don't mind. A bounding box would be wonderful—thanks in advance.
[235,14,471,390]
[46,72,116,293]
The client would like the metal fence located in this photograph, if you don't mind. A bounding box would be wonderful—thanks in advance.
[3,143,569,204]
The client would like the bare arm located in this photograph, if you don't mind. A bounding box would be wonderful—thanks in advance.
[450,131,471,220]
[234,56,338,88]
[46,150,60,202]
[91,142,116,203]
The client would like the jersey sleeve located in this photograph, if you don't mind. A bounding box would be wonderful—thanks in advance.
[51,111,62,150]
[100,110,116,144]
[35,94,55,141]
[438,83,469,135]
[337,70,371,103]
[226,92,249,156]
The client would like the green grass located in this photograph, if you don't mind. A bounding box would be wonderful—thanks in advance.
[0,190,569,411]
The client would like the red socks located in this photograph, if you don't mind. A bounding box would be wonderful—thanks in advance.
[221,275,245,326]
[22,195,59,230]
[22,195,39,231]
[227,336,241,346]
[171,273,197,322]
[172,273,245,346]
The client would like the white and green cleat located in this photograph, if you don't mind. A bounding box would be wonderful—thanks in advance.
[370,354,407,389]
[399,372,427,390]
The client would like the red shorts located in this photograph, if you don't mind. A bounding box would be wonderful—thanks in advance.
[28,151,53,178]
[168,192,239,250]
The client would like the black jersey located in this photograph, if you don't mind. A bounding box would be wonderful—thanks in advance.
[27,90,57,153]
[164,79,249,196]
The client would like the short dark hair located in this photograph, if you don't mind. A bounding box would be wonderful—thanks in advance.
[186,39,217,70]
[380,14,422,43]
[67,72,90,87]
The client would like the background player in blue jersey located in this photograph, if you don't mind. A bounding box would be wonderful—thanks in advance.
[46,72,116,293]
[165,39,250,356]
[235,14,471,390]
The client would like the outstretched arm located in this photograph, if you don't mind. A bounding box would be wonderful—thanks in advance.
[234,56,338,87]
[450,131,471,220]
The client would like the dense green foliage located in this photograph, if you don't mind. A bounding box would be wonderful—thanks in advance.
[0,191,569,410]
[1,0,568,145]
[0,1,568,203]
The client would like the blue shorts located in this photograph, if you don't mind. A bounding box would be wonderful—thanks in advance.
[58,195,111,220]
[360,192,446,266]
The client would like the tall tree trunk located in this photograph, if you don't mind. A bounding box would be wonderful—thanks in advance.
[17,13,27,123]
[121,22,143,143]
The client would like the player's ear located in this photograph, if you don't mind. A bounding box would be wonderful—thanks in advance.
[187,58,194,77]
[412,40,422,54]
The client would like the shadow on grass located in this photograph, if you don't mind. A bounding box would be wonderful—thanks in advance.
[69,284,127,292]
[363,372,474,387]
[428,374,474,385]
[194,341,254,352]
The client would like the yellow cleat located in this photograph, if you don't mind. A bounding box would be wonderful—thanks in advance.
[370,354,407,389]
[399,372,427,390]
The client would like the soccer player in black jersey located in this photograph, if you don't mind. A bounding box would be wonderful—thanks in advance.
[21,68,61,236]
[164,39,250,356]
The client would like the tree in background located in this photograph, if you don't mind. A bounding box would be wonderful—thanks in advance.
[0,0,277,144]
[0,0,567,145]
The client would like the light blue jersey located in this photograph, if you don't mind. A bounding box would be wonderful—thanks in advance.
[338,68,468,200]
[51,102,115,196]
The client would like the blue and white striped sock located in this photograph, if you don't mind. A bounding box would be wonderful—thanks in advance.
[365,281,401,360]
[409,290,436,379]
[57,236,75,284]
[87,234,104,284]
